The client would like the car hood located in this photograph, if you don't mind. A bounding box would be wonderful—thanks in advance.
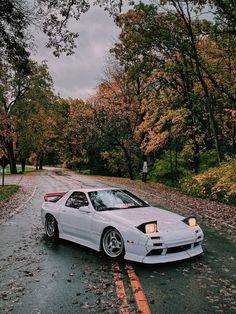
[99,206,186,230]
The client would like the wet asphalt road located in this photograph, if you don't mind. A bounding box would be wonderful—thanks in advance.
[0,170,236,314]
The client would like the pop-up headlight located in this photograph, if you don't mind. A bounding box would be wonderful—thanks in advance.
[183,216,197,227]
[137,221,157,234]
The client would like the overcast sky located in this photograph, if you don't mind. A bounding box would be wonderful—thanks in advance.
[31,6,120,100]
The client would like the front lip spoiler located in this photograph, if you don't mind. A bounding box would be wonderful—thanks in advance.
[124,244,203,264]
[142,244,203,264]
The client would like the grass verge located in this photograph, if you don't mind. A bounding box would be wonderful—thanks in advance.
[0,185,19,201]
[4,165,35,174]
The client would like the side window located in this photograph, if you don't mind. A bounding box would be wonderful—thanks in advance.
[65,192,89,209]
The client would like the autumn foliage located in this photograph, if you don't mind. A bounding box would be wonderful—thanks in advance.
[181,159,236,205]
[0,0,235,205]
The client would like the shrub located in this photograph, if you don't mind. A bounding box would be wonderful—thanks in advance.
[79,169,91,175]
[180,177,204,197]
[181,159,236,205]
[199,150,219,172]
[150,158,191,187]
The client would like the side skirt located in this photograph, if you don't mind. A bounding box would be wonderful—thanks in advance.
[59,232,101,252]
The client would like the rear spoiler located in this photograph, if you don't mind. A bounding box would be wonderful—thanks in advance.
[44,192,66,202]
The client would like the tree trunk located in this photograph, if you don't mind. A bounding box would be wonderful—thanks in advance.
[232,122,236,155]
[192,45,222,163]
[175,149,178,172]
[21,158,26,173]
[127,156,134,180]
[174,0,222,163]
[169,149,173,172]
[39,154,44,170]
[122,147,134,180]
[5,140,17,174]
[193,140,200,174]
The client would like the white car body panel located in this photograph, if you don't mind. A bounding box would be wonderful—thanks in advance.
[41,188,204,264]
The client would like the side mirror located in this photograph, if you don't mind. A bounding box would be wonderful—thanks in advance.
[79,206,92,213]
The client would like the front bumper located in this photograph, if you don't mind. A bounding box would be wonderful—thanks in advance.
[124,227,204,264]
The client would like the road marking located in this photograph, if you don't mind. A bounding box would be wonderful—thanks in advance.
[126,263,152,314]
[112,262,130,314]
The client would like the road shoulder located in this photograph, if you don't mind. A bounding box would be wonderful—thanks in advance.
[0,173,38,224]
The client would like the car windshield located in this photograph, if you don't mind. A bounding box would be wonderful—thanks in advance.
[88,189,150,211]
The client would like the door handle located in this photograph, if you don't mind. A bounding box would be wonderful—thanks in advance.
[80,210,91,214]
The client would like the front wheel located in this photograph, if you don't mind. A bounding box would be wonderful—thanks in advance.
[45,215,59,239]
[102,228,125,259]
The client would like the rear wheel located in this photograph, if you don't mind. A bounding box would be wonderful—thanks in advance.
[45,215,59,238]
[102,228,124,259]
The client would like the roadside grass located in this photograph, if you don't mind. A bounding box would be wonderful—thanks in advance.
[0,185,19,201]
[3,165,35,174]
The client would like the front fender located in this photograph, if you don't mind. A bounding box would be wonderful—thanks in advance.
[97,222,147,253]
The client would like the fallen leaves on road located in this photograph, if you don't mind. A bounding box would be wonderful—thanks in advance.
[0,173,37,225]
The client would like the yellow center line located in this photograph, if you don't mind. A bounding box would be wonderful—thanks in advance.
[112,261,130,314]
[126,263,152,314]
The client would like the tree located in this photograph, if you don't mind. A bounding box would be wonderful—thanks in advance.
[210,0,236,35]
[15,62,57,171]
[0,60,32,173]
[2,0,234,61]
[0,0,32,71]
[60,98,95,170]
[0,60,55,173]
[88,66,143,179]
[36,0,128,56]
[112,2,235,173]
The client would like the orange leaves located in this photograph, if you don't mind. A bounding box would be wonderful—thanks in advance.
[140,108,189,153]
[89,68,142,139]
[0,113,17,143]
[225,109,236,122]
[143,130,170,153]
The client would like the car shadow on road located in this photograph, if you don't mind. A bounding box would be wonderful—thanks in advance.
[40,233,204,270]
[40,234,107,261]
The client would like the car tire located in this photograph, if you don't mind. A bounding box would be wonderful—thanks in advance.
[102,228,125,259]
[45,215,59,239]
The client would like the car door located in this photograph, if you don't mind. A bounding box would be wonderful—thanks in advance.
[60,191,93,242]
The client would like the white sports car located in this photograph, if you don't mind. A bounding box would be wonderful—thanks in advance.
[41,188,204,264]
